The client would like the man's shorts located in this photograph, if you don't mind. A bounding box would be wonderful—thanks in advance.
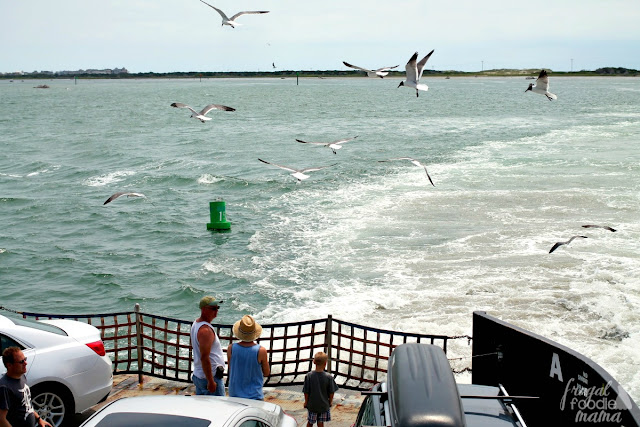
[307,410,331,424]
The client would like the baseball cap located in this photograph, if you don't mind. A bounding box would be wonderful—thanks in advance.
[199,296,223,309]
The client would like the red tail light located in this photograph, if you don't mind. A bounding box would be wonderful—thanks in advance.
[86,340,106,356]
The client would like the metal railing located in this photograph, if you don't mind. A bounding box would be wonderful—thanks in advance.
[9,304,469,391]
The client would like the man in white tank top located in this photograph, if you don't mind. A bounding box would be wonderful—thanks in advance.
[191,296,226,395]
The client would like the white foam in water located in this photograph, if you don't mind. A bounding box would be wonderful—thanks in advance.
[84,170,136,186]
[197,174,224,185]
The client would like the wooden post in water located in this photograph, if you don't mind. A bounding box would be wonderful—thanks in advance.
[296,71,299,86]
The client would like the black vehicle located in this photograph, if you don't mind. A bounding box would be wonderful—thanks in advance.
[354,312,640,427]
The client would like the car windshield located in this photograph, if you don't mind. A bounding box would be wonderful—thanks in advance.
[1,312,68,336]
[94,413,211,427]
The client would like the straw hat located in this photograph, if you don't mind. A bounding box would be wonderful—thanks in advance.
[233,315,263,342]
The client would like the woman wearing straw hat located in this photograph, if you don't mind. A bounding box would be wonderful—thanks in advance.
[227,315,270,400]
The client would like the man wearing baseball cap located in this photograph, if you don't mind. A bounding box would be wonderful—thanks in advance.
[190,296,225,395]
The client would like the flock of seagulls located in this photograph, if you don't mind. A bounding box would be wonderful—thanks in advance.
[105,1,597,256]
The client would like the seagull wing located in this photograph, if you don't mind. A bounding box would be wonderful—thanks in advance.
[421,165,435,187]
[296,139,327,146]
[329,136,358,145]
[104,192,126,205]
[416,50,435,81]
[103,192,145,205]
[582,224,617,232]
[405,52,419,84]
[343,62,373,73]
[379,157,416,162]
[199,0,229,20]
[379,158,434,185]
[550,235,587,253]
[229,10,269,21]
[549,242,563,254]
[374,65,399,72]
[171,103,199,116]
[199,104,236,115]
[535,69,550,92]
[300,164,337,173]
[258,158,298,173]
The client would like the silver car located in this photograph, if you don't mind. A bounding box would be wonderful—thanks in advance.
[80,395,299,427]
[0,314,113,427]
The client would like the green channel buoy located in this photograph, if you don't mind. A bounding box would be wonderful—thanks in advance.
[207,200,231,231]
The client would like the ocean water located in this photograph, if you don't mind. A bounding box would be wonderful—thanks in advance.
[1,76,639,399]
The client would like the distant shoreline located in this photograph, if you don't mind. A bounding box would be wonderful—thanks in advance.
[2,67,639,80]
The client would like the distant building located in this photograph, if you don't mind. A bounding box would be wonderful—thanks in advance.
[57,67,128,75]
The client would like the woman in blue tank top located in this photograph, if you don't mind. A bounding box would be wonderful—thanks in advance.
[227,315,270,400]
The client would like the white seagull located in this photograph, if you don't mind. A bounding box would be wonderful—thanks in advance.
[296,136,358,154]
[582,224,617,232]
[378,157,435,186]
[342,62,399,78]
[104,192,146,205]
[199,0,269,28]
[549,235,588,254]
[525,70,557,100]
[258,159,335,182]
[398,50,434,97]
[170,102,235,123]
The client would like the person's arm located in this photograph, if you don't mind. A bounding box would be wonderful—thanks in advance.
[303,392,309,408]
[197,325,217,393]
[0,408,11,427]
[258,346,270,377]
[34,413,52,427]
[328,392,334,407]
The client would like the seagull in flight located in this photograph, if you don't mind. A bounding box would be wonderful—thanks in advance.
[342,62,399,78]
[378,157,435,186]
[103,192,146,205]
[582,224,617,232]
[170,102,235,123]
[549,235,588,254]
[296,136,358,154]
[199,0,269,28]
[397,50,434,97]
[525,70,557,100]
[258,159,335,182]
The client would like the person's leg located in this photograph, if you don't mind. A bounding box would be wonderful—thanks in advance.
[192,375,212,395]
[318,410,331,427]
[213,377,225,396]
[307,410,317,427]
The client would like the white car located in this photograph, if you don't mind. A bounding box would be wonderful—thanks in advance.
[80,395,298,427]
[0,313,113,427]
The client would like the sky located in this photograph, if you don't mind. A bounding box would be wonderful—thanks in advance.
[2,0,640,74]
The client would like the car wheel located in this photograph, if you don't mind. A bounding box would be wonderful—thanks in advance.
[30,384,75,427]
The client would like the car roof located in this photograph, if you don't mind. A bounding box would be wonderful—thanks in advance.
[81,395,281,427]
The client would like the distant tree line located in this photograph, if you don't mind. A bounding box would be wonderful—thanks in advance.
[2,67,637,80]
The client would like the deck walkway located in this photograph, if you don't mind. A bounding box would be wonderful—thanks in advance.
[72,374,365,427]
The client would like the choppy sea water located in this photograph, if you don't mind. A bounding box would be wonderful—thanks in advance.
[1,76,639,399]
